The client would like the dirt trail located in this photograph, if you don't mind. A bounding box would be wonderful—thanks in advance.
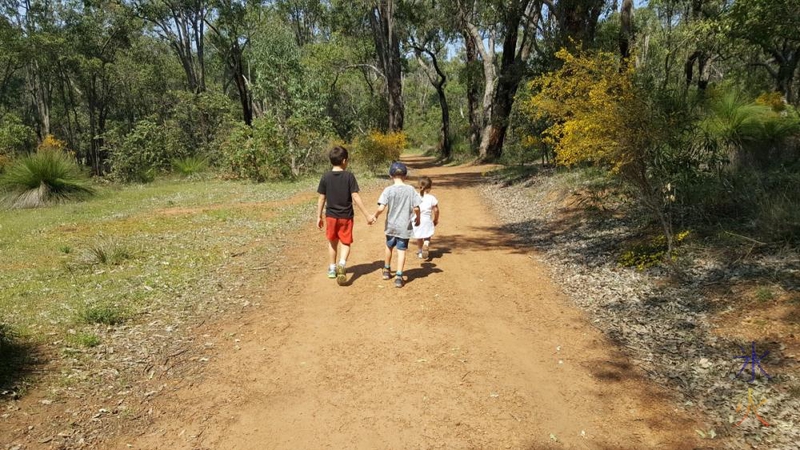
[119,157,706,449]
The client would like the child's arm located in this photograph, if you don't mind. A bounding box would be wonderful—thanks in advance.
[413,206,421,227]
[316,194,326,229]
[372,204,387,224]
[432,204,439,226]
[351,192,372,224]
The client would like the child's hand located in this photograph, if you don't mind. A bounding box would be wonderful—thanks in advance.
[433,219,438,226]
[414,217,421,227]
[368,215,377,225]
[316,217,324,229]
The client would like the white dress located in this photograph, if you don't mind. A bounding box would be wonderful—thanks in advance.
[412,194,438,239]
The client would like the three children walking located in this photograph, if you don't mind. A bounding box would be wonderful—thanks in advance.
[316,147,439,288]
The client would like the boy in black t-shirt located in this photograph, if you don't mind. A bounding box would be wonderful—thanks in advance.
[316,146,374,285]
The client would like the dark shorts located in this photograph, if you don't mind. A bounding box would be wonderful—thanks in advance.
[386,235,409,251]
[326,217,354,245]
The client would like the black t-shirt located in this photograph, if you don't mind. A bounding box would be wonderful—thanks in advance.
[317,170,360,219]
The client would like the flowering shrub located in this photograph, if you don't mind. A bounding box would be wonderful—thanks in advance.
[352,131,406,173]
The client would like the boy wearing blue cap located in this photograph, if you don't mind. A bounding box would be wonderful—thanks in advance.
[370,161,421,288]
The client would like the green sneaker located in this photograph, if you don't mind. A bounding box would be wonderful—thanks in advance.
[394,276,404,288]
[382,268,393,280]
[336,264,346,286]
[327,267,336,279]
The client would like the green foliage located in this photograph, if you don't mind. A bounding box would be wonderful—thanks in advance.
[167,91,237,157]
[0,150,94,208]
[80,303,127,326]
[0,114,36,156]
[109,119,185,183]
[69,331,100,348]
[172,155,209,176]
[700,91,799,150]
[217,118,282,181]
[618,231,690,270]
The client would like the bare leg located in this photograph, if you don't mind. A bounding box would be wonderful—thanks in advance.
[397,249,407,274]
[339,243,351,265]
[416,238,423,252]
[384,245,393,269]
[327,239,339,266]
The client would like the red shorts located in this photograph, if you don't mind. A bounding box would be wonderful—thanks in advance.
[325,217,354,245]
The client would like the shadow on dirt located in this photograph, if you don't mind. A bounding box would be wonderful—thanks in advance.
[343,260,385,286]
[0,330,41,400]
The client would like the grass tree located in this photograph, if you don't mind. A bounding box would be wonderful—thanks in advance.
[0,150,94,209]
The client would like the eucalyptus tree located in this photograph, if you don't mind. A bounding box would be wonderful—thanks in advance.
[407,0,454,157]
[129,0,209,93]
[728,0,800,103]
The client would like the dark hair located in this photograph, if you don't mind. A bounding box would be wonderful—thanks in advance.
[329,146,348,166]
[418,176,432,197]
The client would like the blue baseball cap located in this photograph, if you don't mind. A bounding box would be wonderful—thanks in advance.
[389,161,408,176]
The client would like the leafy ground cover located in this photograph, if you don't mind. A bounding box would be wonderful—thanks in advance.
[0,177,315,395]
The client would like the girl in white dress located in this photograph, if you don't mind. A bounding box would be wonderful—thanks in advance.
[413,176,439,259]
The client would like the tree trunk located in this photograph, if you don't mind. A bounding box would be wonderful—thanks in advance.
[461,30,481,150]
[27,60,51,139]
[231,48,253,126]
[480,7,526,161]
[481,66,520,161]
[476,52,497,160]
[775,48,798,104]
[370,1,404,131]
[556,0,605,50]
[619,0,633,60]
[438,89,451,159]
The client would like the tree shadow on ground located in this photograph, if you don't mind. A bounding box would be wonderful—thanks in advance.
[486,180,799,443]
[0,333,41,400]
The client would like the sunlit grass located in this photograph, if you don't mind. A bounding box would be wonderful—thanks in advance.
[0,178,313,341]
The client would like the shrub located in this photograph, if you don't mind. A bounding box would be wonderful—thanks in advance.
[0,114,36,156]
[0,150,94,208]
[80,303,127,326]
[37,135,69,153]
[217,121,271,181]
[109,119,186,182]
[353,131,406,173]
[172,155,209,176]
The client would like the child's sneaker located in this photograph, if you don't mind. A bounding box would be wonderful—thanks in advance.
[336,264,346,286]
[327,266,336,278]
[394,276,404,288]
[422,242,430,259]
[382,268,393,280]
[416,251,423,259]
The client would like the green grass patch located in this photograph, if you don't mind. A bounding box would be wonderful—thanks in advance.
[68,331,101,348]
[754,286,775,302]
[0,177,311,341]
[80,303,128,325]
[85,240,134,266]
